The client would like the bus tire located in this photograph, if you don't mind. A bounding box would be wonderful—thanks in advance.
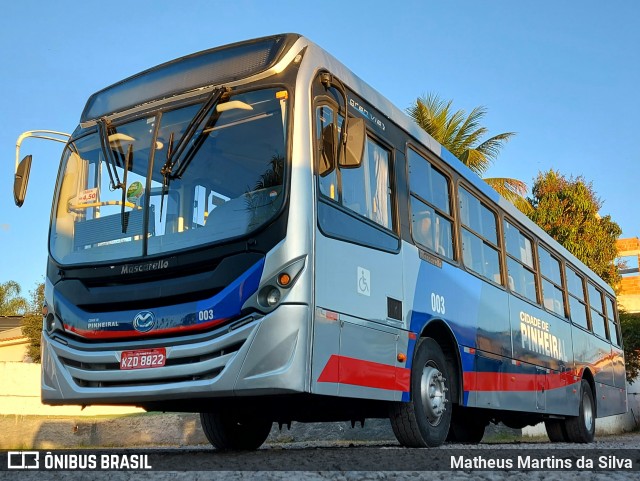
[564,380,596,443]
[200,410,272,451]
[447,405,486,443]
[545,419,570,442]
[389,337,452,447]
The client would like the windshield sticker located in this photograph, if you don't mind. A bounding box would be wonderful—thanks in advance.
[126,181,144,204]
[77,188,98,204]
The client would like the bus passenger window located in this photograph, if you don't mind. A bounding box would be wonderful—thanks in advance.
[588,283,608,339]
[538,246,566,317]
[566,267,589,329]
[341,138,392,229]
[605,296,620,346]
[408,149,454,260]
[459,187,501,283]
[504,221,537,303]
[315,103,394,232]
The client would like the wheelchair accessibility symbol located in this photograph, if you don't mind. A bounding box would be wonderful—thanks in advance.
[357,267,370,297]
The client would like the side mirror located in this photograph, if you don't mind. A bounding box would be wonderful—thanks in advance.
[318,123,337,177]
[339,117,365,168]
[14,155,32,207]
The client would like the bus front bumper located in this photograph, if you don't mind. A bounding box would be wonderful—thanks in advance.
[41,304,309,406]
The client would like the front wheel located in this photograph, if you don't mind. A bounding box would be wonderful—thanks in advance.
[390,337,452,447]
[200,409,272,450]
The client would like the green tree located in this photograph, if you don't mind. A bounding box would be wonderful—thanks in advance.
[21,281,45,362]
[407,93,527,204]
[0,280,28,315]
[620,311,640,383]
[526,170,621,287]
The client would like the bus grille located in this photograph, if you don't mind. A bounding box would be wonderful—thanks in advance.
[71,368,225,388]
[47,318,256,391]
[60,341,243,388]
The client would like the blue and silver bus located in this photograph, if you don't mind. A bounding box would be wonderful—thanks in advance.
[13,33,626,449]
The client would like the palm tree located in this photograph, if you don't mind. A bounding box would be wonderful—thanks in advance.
[408,93,528,207]
[0,280,28,316]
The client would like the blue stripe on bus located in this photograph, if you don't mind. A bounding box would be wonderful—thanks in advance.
[409,259,484,349]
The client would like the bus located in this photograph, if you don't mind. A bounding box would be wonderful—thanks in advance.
[13,33,626,449]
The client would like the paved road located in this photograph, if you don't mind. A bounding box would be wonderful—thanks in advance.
[4,433,640,480]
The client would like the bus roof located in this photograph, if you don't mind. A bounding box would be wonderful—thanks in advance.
[80,34,301,123]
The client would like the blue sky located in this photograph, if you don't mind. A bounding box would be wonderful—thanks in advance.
[1,0,638,293]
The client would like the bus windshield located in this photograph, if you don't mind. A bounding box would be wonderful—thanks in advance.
[50,88,288,265]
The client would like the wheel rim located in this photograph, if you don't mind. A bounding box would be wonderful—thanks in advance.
[420,363,447,425]
[583,391,594,432]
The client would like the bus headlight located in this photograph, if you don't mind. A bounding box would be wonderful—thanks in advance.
[265,287,281,306]
[44,313,65,334]
[258,285,282,308]
[45,314,55,332]
[253,255,306,311]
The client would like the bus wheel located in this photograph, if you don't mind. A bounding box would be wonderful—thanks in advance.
[200,410,272,450]
[564,380,595,443]
[447,405,486,443]
[544,419,570,442]
[389,337,452,447]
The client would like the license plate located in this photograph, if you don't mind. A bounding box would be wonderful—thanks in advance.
[120,348,166,370]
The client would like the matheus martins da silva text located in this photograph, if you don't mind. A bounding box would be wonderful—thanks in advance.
[451,454,634,470]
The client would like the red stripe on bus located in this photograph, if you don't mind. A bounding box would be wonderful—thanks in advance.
[319,357,582,394]
[63,317,230,339]
[318,355,410,391]
[463,371,579,392]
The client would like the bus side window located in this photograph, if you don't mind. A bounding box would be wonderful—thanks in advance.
[407,148,454,260]
[605,296,620,346]
[341,138,392,230]
[566,266,589,329]
[504,220,537,303]
[316,105,339,200]
[458,186,501,283]
[538,246,566,317]
[315,103,394,233]
[587,283,608,339]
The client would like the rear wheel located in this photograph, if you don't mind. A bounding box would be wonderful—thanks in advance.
[564,380,595,443]
[200,409,272,450]
[390,337,452,447]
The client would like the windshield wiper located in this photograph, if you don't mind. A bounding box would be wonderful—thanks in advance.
[97,118,123,191]
[159,132,174,217]
[120,143,133,233]
[158,87,227,215]
[97,118,134,233]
